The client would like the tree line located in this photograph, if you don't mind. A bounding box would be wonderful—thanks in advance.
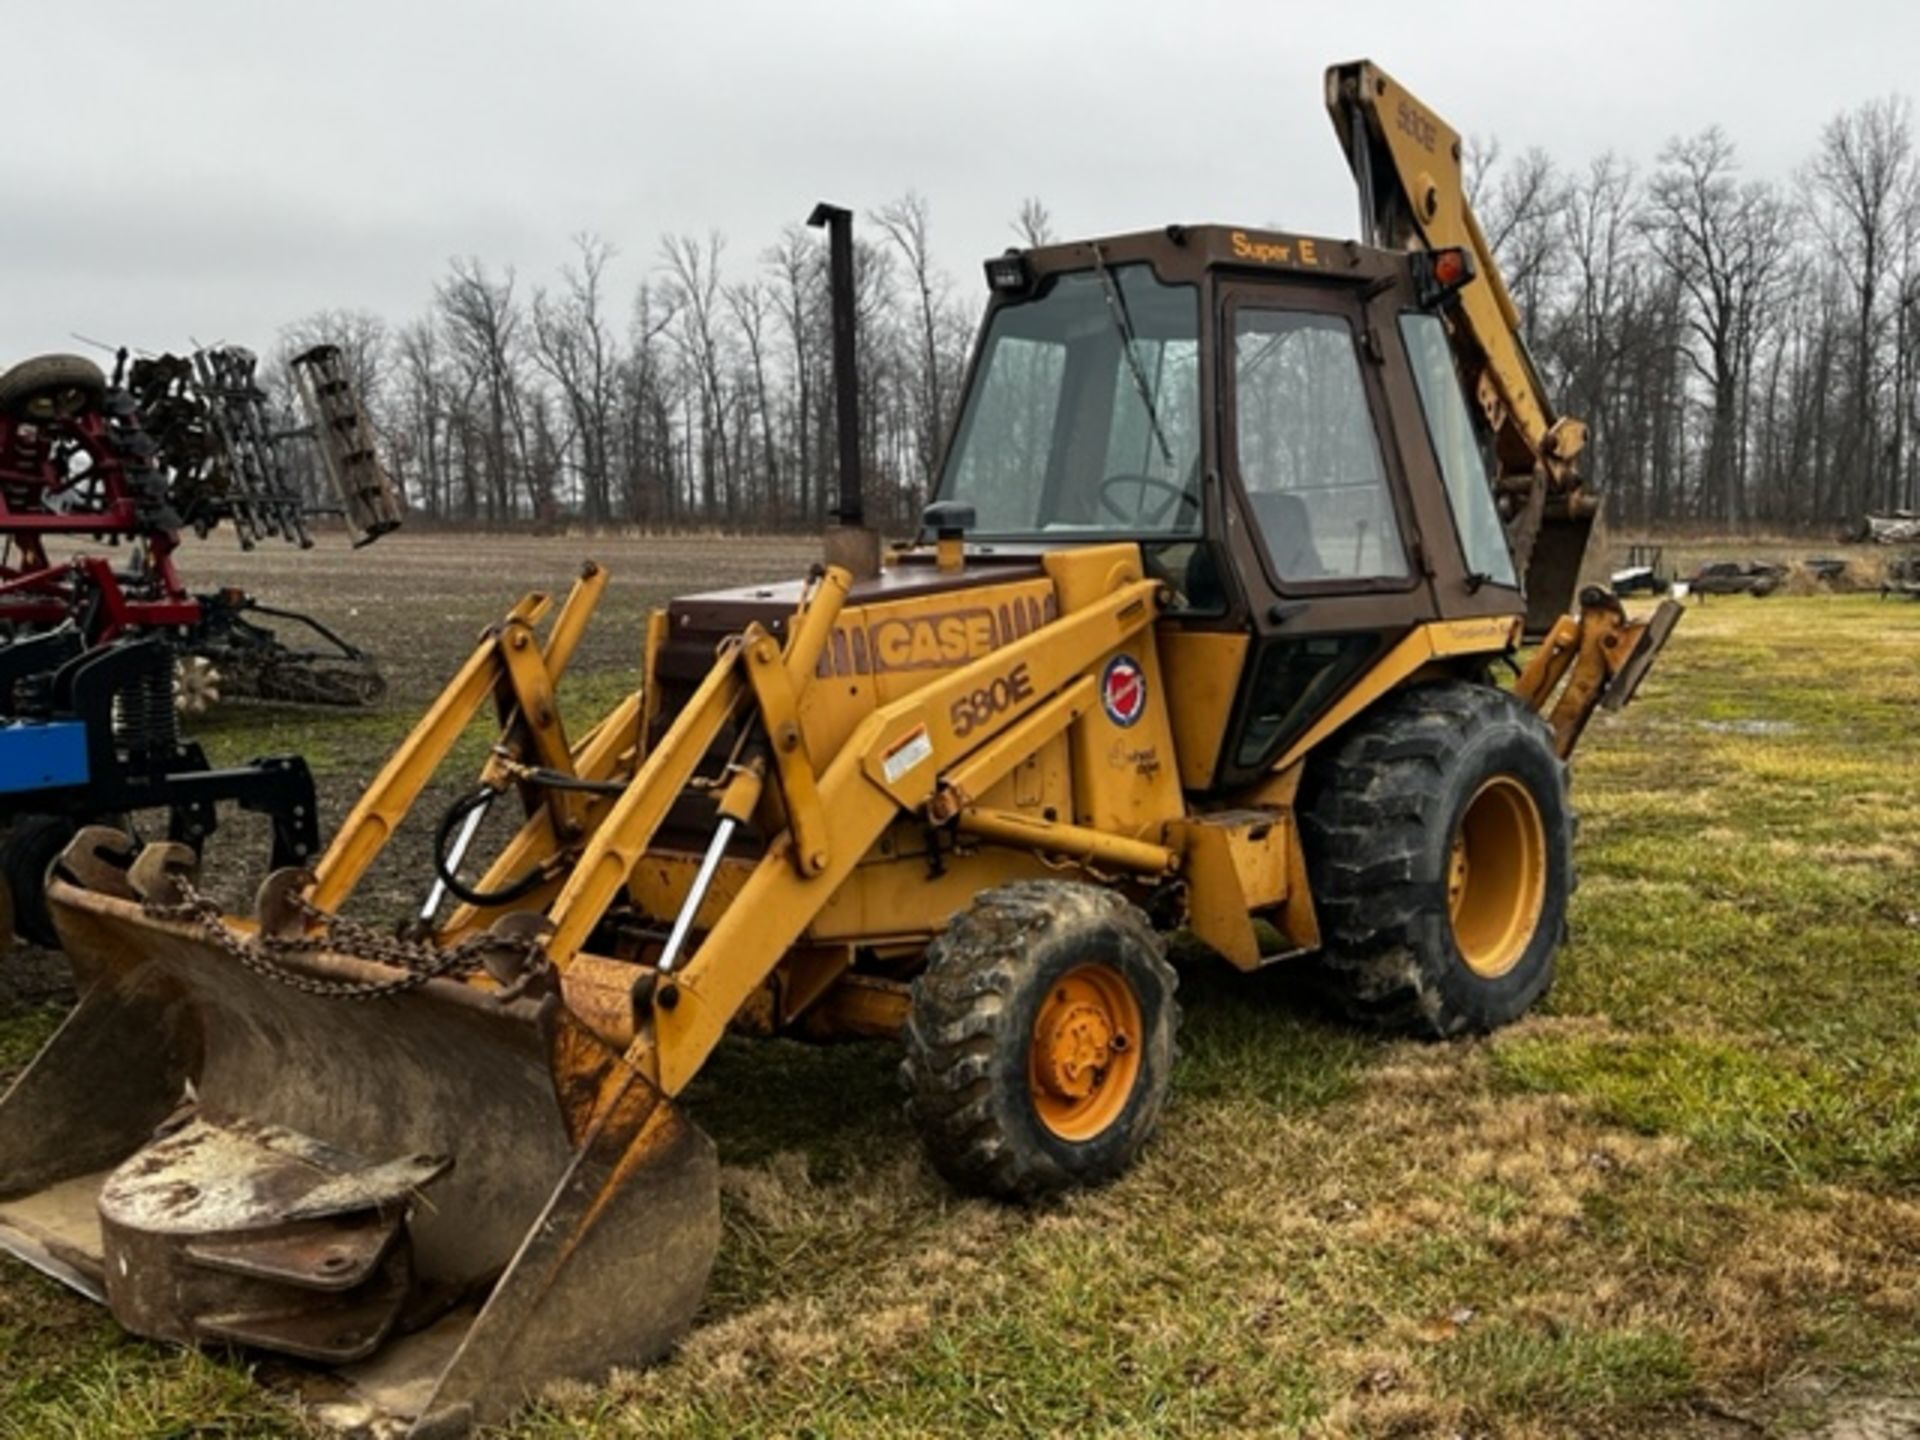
[271,93,1920,536]
[271,192,1025,536]
[1473,94,1919,529]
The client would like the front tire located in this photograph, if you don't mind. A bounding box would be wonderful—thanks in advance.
[902,882,1178,1201]
[1300,680,1573,1037]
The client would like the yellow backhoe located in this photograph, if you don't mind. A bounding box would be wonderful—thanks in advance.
[0,60,1678,1435]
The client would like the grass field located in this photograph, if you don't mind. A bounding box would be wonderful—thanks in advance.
[3,533,1918,1438]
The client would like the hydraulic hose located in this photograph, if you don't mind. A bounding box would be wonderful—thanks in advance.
[430,785,551,908]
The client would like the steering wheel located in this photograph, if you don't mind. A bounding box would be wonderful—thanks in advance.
[1096,472,1198,530]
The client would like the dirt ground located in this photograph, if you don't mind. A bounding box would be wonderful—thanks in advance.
[2,529,1918,1438]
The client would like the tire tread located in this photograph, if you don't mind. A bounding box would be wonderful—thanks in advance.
[1300,680,1573,1037]
[901,881,1178,1200]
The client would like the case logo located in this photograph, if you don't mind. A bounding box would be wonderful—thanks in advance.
[1101,654,1147,728]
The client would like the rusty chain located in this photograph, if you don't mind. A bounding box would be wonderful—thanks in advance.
[143,880,549,1002]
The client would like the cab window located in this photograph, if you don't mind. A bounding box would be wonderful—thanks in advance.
[935,265,1202,538]
[1398,312,1517,587]
[1233,309,1407,583]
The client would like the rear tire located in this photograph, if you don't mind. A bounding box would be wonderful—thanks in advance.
[1300,680,1573,1037]
[1,814,80,949]
[901,882,1178,1201]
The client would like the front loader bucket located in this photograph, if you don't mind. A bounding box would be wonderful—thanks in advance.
[0,865,719,1436]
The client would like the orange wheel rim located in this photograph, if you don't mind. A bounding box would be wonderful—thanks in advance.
[1027,962,1143,1141]
[1448,775,1548,979]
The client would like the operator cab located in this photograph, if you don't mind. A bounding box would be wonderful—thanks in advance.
[924,224,1525,789]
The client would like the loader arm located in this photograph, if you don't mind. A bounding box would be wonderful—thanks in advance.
[309,561,609,913]
[290,544,1168,1097]
[1326,60,1596,632]
[534,550,1167,1095]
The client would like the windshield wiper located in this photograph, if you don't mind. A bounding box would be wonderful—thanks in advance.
[1090,244,1175,469]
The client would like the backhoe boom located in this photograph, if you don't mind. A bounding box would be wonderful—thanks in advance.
[1327,60,1597,631]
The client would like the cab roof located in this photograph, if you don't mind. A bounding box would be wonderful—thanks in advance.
[1007,223,1405,288]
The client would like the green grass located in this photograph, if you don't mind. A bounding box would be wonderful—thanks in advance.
[0,1298,308,1440]
[4,588,1919,1437]
[0,1004,61,1074]
[1491,596,1920,1193]
[1435,1319,1695,1416]
[1494,1028,1920,1186]
[185,667,641,780]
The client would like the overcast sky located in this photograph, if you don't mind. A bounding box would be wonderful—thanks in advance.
[6,0,1917,362]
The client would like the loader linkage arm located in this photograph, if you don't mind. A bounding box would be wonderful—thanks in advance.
[297,546,1170,1099]
[307,560,612,914]
[1327,60,1597,633]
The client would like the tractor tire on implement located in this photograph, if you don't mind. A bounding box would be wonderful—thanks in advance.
[902,881,1178,1201]
[0,354,108,420]
[1300,680,1573,1037]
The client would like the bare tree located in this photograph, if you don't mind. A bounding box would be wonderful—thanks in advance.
[392,316,446,516]
[1472,144,1569,342]
[531,234,622,523]
[436,258,530,521]
[765,225,822,522]
[725,278,781,524]
[1012,196,1055,247]
[1553,155,1641,505]
[872,190,952,496]
[660,233,736,522]
[1895,197,1920,508]
[1644,128,1791,521]
[1803,95,1917,510]
[278,308,391,407]
[619,283,679,524]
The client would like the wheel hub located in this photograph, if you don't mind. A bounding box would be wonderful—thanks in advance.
[1034,999,1116,1102]
[1448,775,1548,979]
[174,656,223,717]
[1027,963,1143,1141]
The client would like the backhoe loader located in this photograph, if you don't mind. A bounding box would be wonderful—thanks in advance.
[0,60,1678,1434]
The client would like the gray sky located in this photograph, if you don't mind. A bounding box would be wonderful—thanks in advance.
[6,0,1916,361]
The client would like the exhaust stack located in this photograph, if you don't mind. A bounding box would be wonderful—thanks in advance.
[808,202,880,579]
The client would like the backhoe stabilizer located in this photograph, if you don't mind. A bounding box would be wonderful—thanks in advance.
[0,856,719,1436]
[1514,589,1683,758]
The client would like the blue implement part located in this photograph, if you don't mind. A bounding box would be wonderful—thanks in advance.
[0,721,90,796]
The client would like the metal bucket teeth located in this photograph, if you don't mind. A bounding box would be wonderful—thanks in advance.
[0,858,720,1436]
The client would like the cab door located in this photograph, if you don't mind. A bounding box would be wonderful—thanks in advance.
[1209,279,1440,790]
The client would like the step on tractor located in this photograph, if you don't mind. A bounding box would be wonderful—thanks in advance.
[0,61,1679,1435]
